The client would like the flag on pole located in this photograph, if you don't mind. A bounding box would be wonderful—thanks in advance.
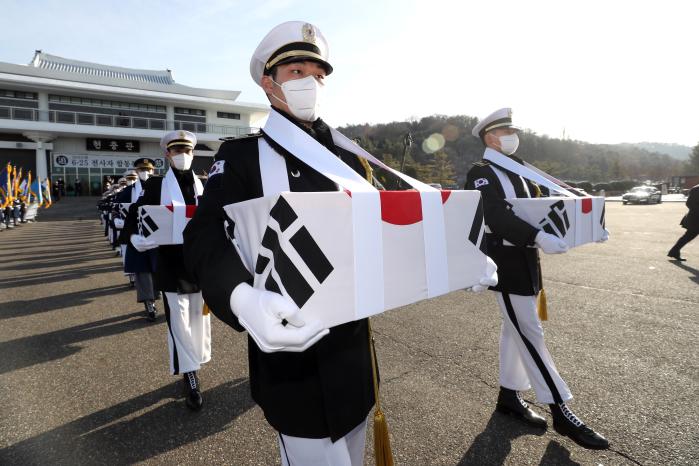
[30,174,43,205]
[0,163,12,208]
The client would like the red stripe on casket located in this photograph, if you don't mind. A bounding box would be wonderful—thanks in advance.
[581,198,592,214]
[164,204,198,218]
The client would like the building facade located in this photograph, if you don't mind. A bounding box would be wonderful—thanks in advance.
[0,51,269,195]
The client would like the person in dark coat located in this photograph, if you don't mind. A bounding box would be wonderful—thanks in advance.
[183,21,377,465]
[668,184,699,261]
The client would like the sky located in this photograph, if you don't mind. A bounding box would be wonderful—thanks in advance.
[2,0,698,146]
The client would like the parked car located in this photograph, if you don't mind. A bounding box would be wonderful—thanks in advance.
[622,186,662,204]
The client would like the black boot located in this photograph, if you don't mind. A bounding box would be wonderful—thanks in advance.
[145,300,157,321]
[550,402,609,450]
[667,250,686,261]
[496,387,547,428]
[183,371,203,410]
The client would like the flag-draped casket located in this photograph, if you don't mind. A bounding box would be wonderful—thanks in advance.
[223,189,489,329]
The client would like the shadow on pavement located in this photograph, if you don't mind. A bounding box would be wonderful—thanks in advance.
[669,260,699,285]
[458,410,549,465]
[538,440,581,465]
[0,263,122,288]
[0,311,148,375]
[0,284,128,320]
[0,378,255,465]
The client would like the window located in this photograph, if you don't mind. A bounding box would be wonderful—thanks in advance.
[48,94,166,113]
[1,89,37,100]
[217,111,240,120]
[175,107,205,116]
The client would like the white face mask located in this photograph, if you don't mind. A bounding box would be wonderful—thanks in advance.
[498,133,520,155]
[126,179,136,186]
[137,170,151,182]
[272,75,324,122]
[169,153,193,170]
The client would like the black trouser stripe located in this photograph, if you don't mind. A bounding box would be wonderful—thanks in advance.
[289,226,334,283]
[502,293,563,404]
[279,433,292,466]
[163,295,180,375]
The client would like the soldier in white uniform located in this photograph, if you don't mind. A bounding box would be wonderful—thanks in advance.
[465,108,609,450]
[124,131,211,410]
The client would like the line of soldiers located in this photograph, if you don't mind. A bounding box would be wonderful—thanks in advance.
[96,20,611,465]
[1,196,36,231]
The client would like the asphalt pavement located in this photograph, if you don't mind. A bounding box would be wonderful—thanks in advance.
[0,198,697,465]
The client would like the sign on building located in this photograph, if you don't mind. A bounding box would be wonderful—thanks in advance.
[52,153,165,170]
[86,138,140,152]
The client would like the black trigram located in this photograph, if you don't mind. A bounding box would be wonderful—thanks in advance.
[138,207,159,238]
[538,200,570,239]
[468,197,487,255]
[254,196,334,308]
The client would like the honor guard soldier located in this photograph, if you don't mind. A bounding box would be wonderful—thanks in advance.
[184,21,377,465]
[124,131,211,410]
[465,108,609,450]
[117,159,160,320]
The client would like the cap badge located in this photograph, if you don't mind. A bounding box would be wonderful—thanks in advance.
[302,23,316,44]
[178,130,186,139]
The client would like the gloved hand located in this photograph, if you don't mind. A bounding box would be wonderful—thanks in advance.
[597,228,610,243]
[535,231,569,254]
[113,218,124,229]
[230,283,329,353]
[470,257,498,293]
[130,234,158,252]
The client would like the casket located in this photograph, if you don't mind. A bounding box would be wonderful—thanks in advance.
[508,196,605,248]
[138,205,196,245]
[224,190,489,329]
[25,203,39,221]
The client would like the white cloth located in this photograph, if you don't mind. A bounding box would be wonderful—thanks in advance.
[160,169,204,244]
[163,292,211,375]
[496,292,572,404]
[132,179,143,202]
[279,419,367,466]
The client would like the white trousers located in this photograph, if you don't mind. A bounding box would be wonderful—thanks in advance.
[279,419,367,466]
[163,292,211,375]
[496,292,572,404]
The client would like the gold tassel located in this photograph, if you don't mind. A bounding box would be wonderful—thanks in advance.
[537,289,548,321]
[202,302,210,316]
[368,321,394,466]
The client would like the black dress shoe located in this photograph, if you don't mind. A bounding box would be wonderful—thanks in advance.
[183,372,203,411]
[667,252,686,261]
[496,387,547,428]
[145,301,157,321]
[550,403,609,450]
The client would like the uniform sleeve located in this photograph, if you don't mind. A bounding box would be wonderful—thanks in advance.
[466,165,540,247]
[183,157,254,332]
[687,187,699,210]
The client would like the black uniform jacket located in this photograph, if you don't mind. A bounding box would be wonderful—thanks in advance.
[124,170,199,294]
[183,109,375,441]
[681,184,699,232]
[465,155,544,296]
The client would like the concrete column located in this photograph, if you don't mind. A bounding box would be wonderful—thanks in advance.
[23,132,55,180]
[166,105,175,130]
[37,92,49,121]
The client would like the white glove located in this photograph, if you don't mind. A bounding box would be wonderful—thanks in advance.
[535,231,569,254]
[470,256,498,293]
[113,218,124,229]
[597,228,610,243]
[130,234,158,252]
[230,283,329,353]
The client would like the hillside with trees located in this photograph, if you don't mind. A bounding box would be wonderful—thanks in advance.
[338,115,693,189]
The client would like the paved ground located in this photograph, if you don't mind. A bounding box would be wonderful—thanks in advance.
[0,198,697,465]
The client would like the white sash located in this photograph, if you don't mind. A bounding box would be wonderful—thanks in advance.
[132,179,142,203]
[483,148,575,197]
[161,169,203,244]
[260,109,450,312]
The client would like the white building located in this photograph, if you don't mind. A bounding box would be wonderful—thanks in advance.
[0,51,268,195]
